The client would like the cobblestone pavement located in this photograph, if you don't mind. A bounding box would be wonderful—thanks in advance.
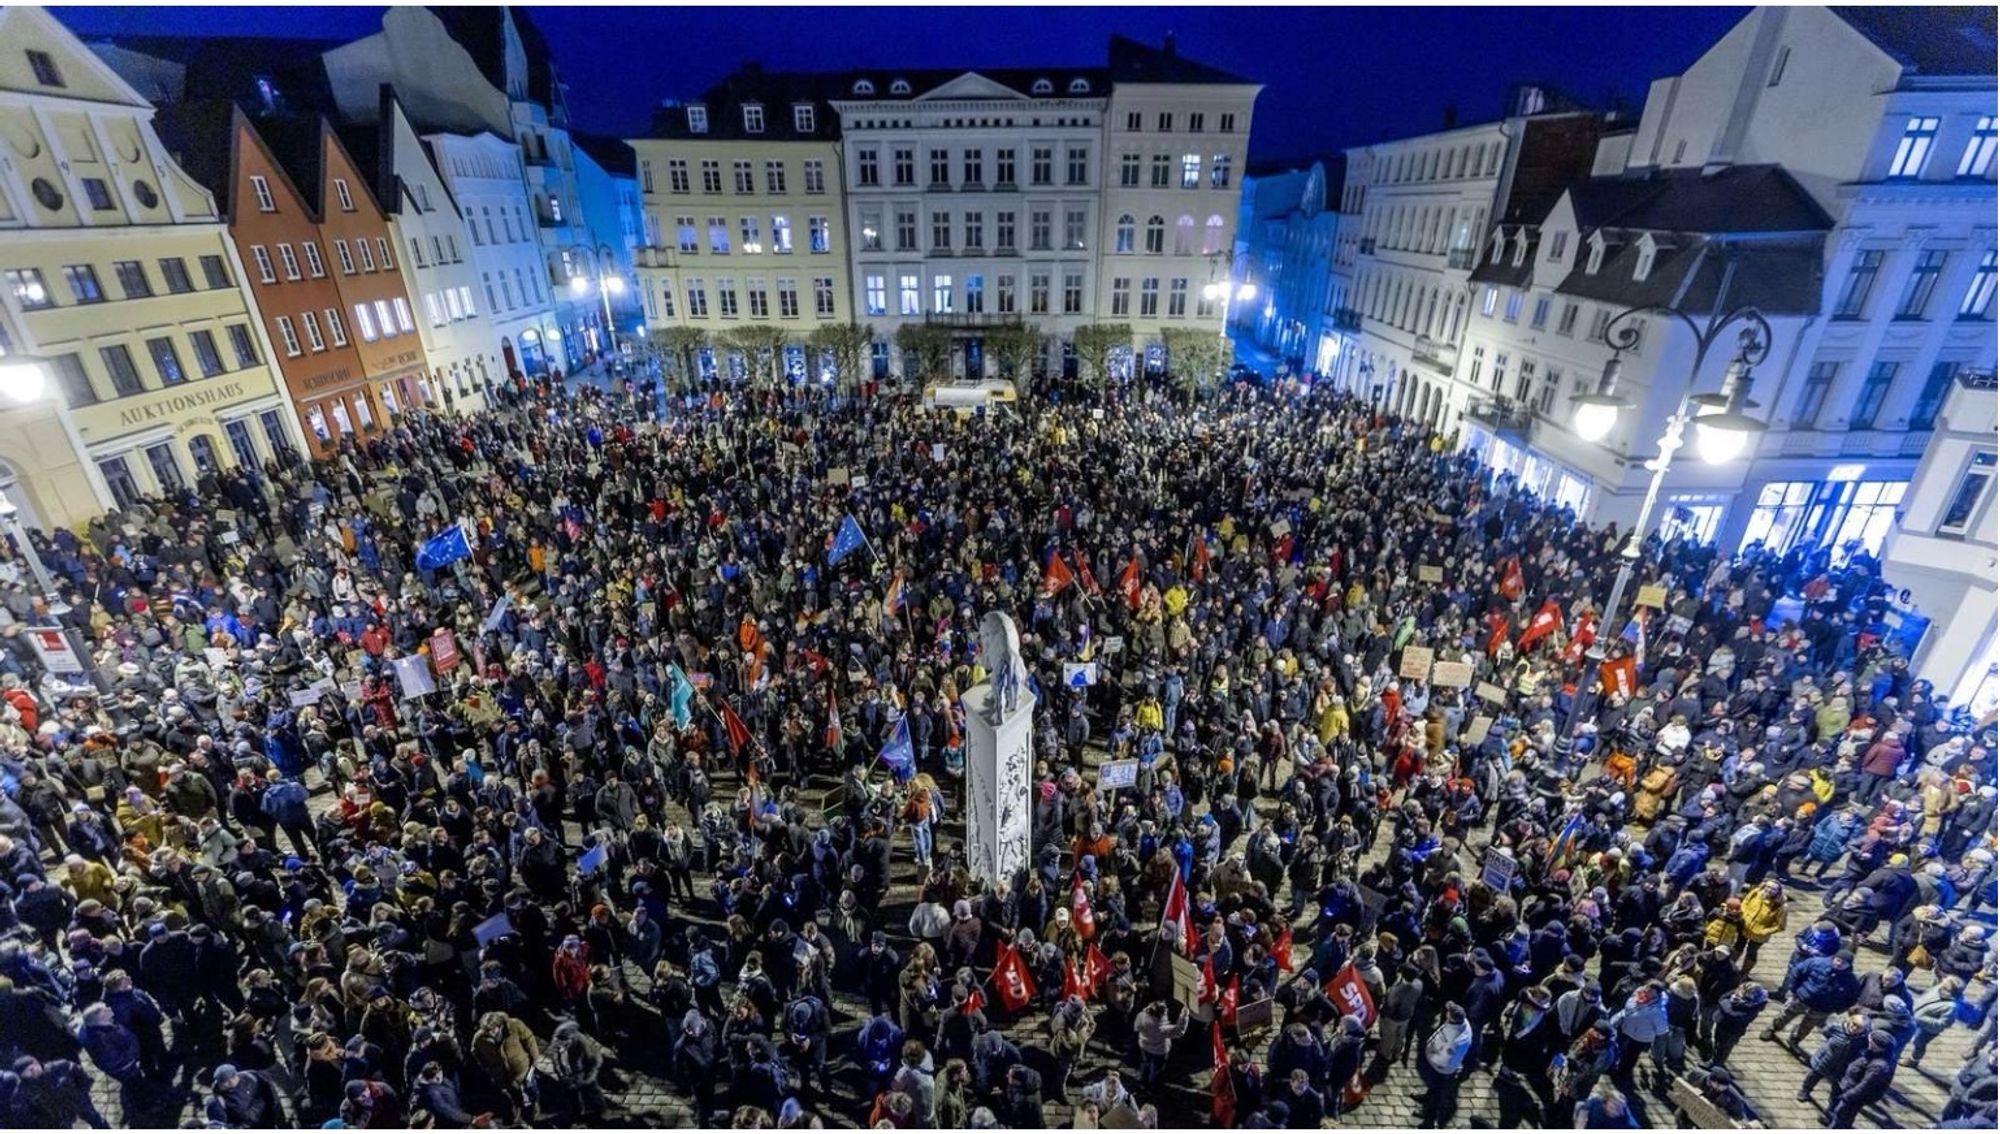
[77,685,1985,1127]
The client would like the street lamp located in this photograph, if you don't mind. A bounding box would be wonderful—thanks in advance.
[1559,249,1771,747]
[570,270,627,359]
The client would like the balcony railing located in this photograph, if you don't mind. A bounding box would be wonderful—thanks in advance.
[1330,307,1361,331]
[1412,334,1457,375]
[1357,238,1377,255]
[1446,248,1477,270]
[925,312,1024,329]
[1464,396,1536,441]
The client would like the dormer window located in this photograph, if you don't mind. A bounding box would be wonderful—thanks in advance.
[1548,231,1569,262]
[1634,234,1658,282]
[1068,78,1090,94]
[1586,232,1607,275]
[793,104,815,133]
[1511,232,1528,267]
[687,105,708,134]
[1032,78,1054,95]
[889,79,911,96]
[1488,230,1505,264]
[852,79,875,95]
[742,105,765,133]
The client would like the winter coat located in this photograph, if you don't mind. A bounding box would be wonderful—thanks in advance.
[1740,890,1788,943]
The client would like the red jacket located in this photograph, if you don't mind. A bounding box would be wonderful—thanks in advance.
[1861,736,1904,776]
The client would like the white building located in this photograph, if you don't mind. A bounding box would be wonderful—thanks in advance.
[423,131,553,380]
[1880,370,1998,717]
[1231,160,1340,374]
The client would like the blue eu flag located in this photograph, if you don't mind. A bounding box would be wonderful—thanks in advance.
[415,524,473,571]
[827,513,869,566]
[877,716,914,782]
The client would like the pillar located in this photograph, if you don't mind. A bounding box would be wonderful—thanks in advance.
[962,682,1035,885]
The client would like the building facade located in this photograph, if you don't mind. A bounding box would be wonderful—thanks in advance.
[0,7,300,526]
[1231,160,1339,374]
[571,135,644,355]
[1879,370,1998,717]
[425,131,554,381]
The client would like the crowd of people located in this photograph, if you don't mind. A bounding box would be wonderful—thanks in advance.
[0,360,1992,1131]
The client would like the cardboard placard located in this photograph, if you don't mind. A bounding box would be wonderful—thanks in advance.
[1634,584,1669,610]
[1097,760,1139,790]
[1101,636,1125,657]
[26,627,85,675]
[1170,953,1204,1012]
[1464,714,1494,745]
[1480,847,1517,893]
[429,630,461,674]
[1269,518,1293,538]
[1476,681,1508,704]
[204,648,232,668]
[828,467,851,485]
[851,475,870,489]
[1417,564,1444,583]
[930,442,946,462]
[1431,661,1474,688]
[1233,996,1274,1035]
[1398,646,1435,681]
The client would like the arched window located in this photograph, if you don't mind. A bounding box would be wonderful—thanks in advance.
[1067,78,1090,94]
[1144,215,1166,254]
[852,79,875,95]
[1115,214,1135,254]
[1202,215,1225,255]
[1174,215,1195,256]
[889,79,911,96]
[1031,78,1054,95]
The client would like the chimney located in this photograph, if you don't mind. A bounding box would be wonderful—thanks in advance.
[1163,32,1177,58]
[1441,103,1458,130]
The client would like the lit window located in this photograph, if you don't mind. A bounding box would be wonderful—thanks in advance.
[742,105,764,133]
[1888,116,1941,178]
[687,105,708,133]
[1959,116,1997,178]
[1960,249,1997,319]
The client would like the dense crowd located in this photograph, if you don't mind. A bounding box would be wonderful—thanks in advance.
[0,363,1992,1131]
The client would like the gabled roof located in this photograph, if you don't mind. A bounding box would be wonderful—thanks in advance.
[644,65,847,141]
[151,100,239,213]
[1562,165,1832,237]
[1469,230,1540,290]
[1833,6,1997,77]
[254,113,331,215]
[1554,236,1826,317]
[1107,34,1253,85]
[836,66,1109,103]
[328,116,395,216]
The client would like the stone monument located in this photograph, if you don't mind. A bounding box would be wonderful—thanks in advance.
[964,611,1034,883]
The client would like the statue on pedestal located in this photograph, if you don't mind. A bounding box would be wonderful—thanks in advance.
[978,611,1029,726]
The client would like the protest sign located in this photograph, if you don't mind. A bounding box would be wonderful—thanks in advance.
[931,442,946,462]
[1634,584,1669,609]
[1233,996,1274,1035]
[1398,646,1435,681]
[1269,518,1292,538]
[289,677,336,708]
[26,628,86,675]
[1097,760,1139,790]
[1481,847,1517,893]
[472,913,515,947]
[1063,661,1099,688]
[1170,953,1204,1012]
[430,630,461,674]
[828,467,850,485]
[1417,564,1444,583]
[1476,681,1508,704]
[1463,714,1494,745]
[1431,660,1474,687]
[392,655,437,700]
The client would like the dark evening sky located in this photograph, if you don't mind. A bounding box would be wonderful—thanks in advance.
[57,5,1751,162]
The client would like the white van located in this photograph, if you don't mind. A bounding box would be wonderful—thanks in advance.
[922,380,1019,413]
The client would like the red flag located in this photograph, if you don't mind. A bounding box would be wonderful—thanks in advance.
[1161,869,1196,956]
[1073,551,1102,597]
[1273,532,1295,565]
[801,648,830,677]
[1599,655,1638,700]
[1070,873,1096,941]
[1210,1021,1236,1128]
[963,986,986,1016]
[1220,975,1240,1027]
[1485,610,1511,656]
[1084,942,1112,995]
[883,570,906,618]
[1064,956,1090,1002]
[1498,555,1525,601]
[824,689,843,750]
[1042,551,1076,597]
[992,943,1036,1012]
[1192,533,1211,582]
[721,702,752,755]
[1201,951,1218,1005]
[1273,924,1294,973]
[1517,599,1563,651]
[1562,611,1598,666]
[1324,962,1377,1027]
[1119,555,1142,610]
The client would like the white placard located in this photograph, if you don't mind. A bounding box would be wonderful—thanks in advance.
[289,677,337,708]
[931,442,946,462]
[1097,760,1139,790]
[392,655,437,700]
[1431,661,1474,688]
[25,627,85,675]
[1062,661,1098,688]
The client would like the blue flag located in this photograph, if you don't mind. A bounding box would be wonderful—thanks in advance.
[668,664,696,730]
[827,513,869,566]
[415,524,473,571]
[877,716,914,782]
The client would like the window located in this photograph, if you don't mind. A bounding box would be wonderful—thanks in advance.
[733,161,754,194]
[1067,146,1089,186]
[686,105,708,133]
[1938,453,1995,536]
[809,215,829,254]
[1203,215,1225,255]
[325,308,348,346]
[747,280,769,319]
[771,215,793,254]
[1063,272,1083,315]
[1111,277,1131,316]
[176,329,222,379]
[302,242,326,278]
[1480,287,1498,317]
[1189,112,1205,134]
[352,303,377,343]
[1910,361,1960,430]
[1767,45,1790,86]
[334,178,354,211]
[964,211,983,250]
[356,239,375,272]
[1157,112,1174,132]
[1030,272,1050,314]
[742,104,765,133]
[26,48,64,88]
[997,274,1017,314]
[1220,113,1237,133]
[83,177,113,210]
[1031,78,1052,96]
[716,278,739,318]
[1586,307,1611,343]
[685,278,708,318]
[896,209,917,251]
[1548,232,1569,261]
[931,274,953,314]
[740,216,762,253]
[700,160,722,193]
[99,344,145,394]
[146,443,186,493]
[1139,277,1160,317]
[1169,278,1188,317]
[667,159,690,194]
[708,217,730,254]
[1151,154,1171,188]
[1116,215,1136,254]
[803,159,825,194]
[1962,249,1997,318]
[1557,301,1579,336]
[1064,208,1086,252]
[793,104,815,133]
[1144,216,1165,254]
[857,149,880,187]
[47,353,95,407]
[996,149,1016,186]
[200,254,231,289]
[64,263,104,303]
[113,260,151,299]
[929,149,950,188]
[894,148,915,186]
[1032,147,1053,186]
[997,211,1016,251]
[813,277,835,318]
[226,324,258,368]
[1181,154,1201,190]
[759,160,784,195]
[153,257,193,295]
[374,236,392,269]
[1896,249,1949,319]
[865,274,887,316]
[1852,361,1898,428]
[1834,250,1884,318]
[250,174,276,212]
[392,297,413,333]
[1174,215,1194,256]
[1958,116,1997,178]
[1031,208,1052,251]
[1889,116,1940,178]
[1120,154,1140,187]
[899,274,920,316]
[1530,296,1550,329]
[766,278,792,320]
[300,310,326,351]
[1503,291,1523,323]
[276,243,301,281]
[1210,155,1232,189]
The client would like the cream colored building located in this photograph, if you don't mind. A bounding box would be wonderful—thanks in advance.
[630,68,852,383]
[0,6,301,529]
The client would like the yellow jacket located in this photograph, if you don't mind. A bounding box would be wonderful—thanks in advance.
[1135,699,1164,732]
[1740,890,1788,943]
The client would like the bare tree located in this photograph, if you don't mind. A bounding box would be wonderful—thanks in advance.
[894,324,953,384]
[722,325,792,389]
[985,324,1046,397]
[809,322,874,391]
[1072,323,1134,397]
[656,326,708,391]
[1162,328,1228,397]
